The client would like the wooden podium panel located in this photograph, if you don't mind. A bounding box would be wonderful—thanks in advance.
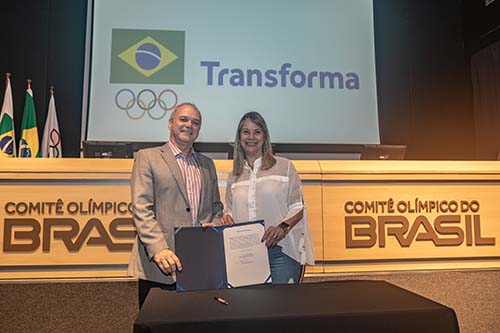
[2,159,500,280]
[0,159,135,279]
[320,161,500,273]
[0,159,323,279]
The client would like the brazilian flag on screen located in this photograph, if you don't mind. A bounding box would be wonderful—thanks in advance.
[19,88,40,158]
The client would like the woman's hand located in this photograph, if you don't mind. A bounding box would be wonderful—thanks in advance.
[219,213,235,226]
[261,225,286,247]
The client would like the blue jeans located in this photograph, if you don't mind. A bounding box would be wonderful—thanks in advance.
[268,245,301,284]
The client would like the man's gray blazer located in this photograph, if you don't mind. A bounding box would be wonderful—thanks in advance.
[128,143,222,284]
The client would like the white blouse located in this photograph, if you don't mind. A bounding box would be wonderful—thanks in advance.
[225,156,315,265]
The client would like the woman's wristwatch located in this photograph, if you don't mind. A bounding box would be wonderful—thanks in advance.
[278,222,290,234]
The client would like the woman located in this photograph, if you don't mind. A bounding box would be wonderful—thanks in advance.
[221,111,314,283]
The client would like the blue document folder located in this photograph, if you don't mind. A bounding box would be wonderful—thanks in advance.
[174,220,271,291]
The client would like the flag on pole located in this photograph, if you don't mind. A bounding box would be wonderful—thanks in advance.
[0,73,16,157]
[41,86,62,158]
[19,80,40,158]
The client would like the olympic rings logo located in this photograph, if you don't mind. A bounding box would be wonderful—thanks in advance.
[115,88,178,120]
[48,128,61,157]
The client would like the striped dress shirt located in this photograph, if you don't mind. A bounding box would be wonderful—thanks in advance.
[168,141,202,225]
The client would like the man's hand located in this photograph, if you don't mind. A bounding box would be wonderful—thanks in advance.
[201,214,234,227]
[153,249,182,274]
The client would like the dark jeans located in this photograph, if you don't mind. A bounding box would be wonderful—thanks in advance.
[138,279,176,309]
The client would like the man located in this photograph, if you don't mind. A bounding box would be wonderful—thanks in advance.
[128,102,223,308]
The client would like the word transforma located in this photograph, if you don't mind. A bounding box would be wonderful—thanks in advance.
[200,61,360,89]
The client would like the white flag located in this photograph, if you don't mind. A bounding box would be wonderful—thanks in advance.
[41,91,62,157]
[0,74,16,157]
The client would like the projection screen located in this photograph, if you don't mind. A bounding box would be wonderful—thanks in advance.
[85,0,379,144]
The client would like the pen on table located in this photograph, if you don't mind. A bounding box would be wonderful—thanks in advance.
[214,296,228,305]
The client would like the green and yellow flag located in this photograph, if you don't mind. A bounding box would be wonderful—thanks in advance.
[0,73,16,157]
[19,85,39,158]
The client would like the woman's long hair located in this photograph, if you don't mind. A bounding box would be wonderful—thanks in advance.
[233,111,276,176]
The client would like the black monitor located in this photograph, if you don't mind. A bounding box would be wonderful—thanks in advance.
[82,141,133,158]
[360,144,407,160]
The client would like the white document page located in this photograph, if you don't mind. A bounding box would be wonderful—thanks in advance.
[223,222,271,287]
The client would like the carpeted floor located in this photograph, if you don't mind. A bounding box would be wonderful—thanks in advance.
[0,280,137,332]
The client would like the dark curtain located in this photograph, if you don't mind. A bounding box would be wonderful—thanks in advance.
[471,40,500,159]
[0,0,87,158]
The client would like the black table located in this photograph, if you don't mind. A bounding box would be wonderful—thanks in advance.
[134,280,459,333]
